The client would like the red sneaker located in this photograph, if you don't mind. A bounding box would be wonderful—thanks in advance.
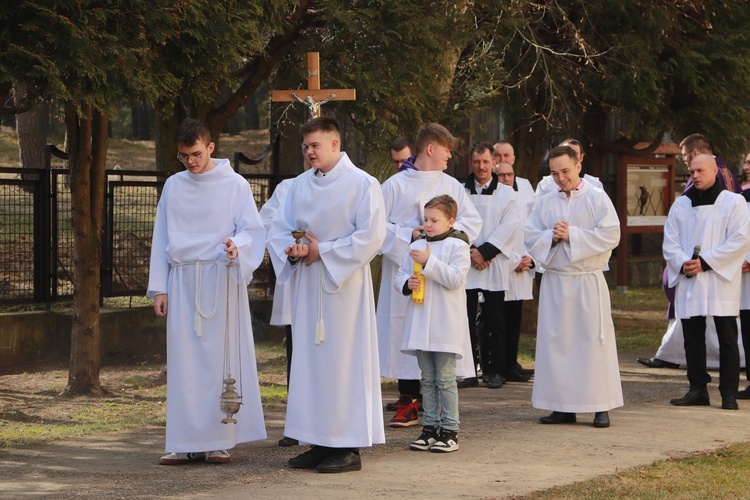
[389,394,419,428]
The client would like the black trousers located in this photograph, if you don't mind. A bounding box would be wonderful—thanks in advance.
[740,310,750,382]
[681,315,740,396]
[466,289,507,376]
[285,324,293,388]
[504,300,523,370]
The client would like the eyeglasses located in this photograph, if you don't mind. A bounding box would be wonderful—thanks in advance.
[177,150,205,163]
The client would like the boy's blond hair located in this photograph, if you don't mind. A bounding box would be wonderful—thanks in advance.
[415,123,458,155]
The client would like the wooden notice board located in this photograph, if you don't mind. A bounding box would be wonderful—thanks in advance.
[616,155,675,292]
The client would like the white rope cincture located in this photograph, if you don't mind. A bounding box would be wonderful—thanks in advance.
[315,260,342,345]
[194,261,221,337]
[171,260,222,337]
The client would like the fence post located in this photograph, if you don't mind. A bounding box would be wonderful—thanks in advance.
[35,147,54,307]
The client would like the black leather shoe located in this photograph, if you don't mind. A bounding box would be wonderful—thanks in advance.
[637,357,680,369]
[288,446,332,469]
[670,389,710,406]
[721,396,739,410]
[736,386,750,400]
[593,411,610,428]
[539,411,576,424]
[278,436,299,447]
[316,448,362,473]
[516,363,534,376]
[486,373,505,389]
[457,377,479,388]
[504,369,531,382]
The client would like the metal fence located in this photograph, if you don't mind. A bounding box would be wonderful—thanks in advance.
[0,144,282,306]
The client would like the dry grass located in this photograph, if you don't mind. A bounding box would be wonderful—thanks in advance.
[0,125,273,171]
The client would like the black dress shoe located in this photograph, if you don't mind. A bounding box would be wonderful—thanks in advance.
[504,369,531,382]
[721,396,739,410]
[670,388,710,406]
[316,448,362,473]
[288,445,332,469]
[736,386,750,400]
[457,377,479,388]
[593,411,610,428]
[637,357,680,369]
[516,363,534,376]
[278,436,299,447]
[486,373,505,389]
[539,411,576,424]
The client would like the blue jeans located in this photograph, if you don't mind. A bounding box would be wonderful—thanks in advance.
[416,350,459,431]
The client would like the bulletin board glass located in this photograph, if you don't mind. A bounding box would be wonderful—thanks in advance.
[625,164,669,226]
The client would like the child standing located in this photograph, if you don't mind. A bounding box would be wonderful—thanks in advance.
[394,195,472,452]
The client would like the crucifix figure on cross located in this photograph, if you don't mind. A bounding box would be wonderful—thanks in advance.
[272,52,356,121]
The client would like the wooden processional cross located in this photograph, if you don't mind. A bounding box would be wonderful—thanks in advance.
[271,52,356,121]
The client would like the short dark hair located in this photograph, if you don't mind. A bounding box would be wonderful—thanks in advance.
[300,116,341,138]
[415,123,459,155]
[424,194,458,220]
[679,133,713,153]
[390,136,415,154]
[470,141,495,158]
[176,118,211,147]
[548,145,578,162]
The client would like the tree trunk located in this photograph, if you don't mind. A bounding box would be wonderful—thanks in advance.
[130,104,152,140]
[16,109,45,169]
[64,102,107,397]
[154,103,184,174]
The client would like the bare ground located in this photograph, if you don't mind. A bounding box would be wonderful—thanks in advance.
[2,353,750,499]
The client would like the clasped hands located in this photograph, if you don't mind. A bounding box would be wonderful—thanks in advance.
[552,221,569,243]
[682,258,703,277]
[285,232,321,266]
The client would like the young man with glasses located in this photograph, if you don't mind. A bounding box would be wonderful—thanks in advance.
[148,118,267,465]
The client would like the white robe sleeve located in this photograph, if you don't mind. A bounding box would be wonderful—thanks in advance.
[421,241,470,291]
[380,181,419,264]
[663,200,690,287]
[317,179,387,287]
[701,197,750,283]
[524,199,558,267]
[146,195,169,299]
[482,193,519,258]
[567,193,620,264]
[229,182,267,284]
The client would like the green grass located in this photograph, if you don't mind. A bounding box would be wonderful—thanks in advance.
[526,444,750,499]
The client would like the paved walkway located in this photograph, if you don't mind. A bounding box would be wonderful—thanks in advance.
[2,355,750,499]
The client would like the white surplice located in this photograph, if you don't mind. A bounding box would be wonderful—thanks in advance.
[259,179,293,326]
[663,191,750,319]
[464,181,518,292]
[535,173,603,199]
[739,200,750,312]
[524,182,623,412]
[395,237,472,358]
[267,153,386,448]
[506,177,536,301]
[377,169,482,380]
[147,159,267,453]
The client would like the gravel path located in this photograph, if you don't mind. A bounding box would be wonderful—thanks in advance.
[2,354,750,499]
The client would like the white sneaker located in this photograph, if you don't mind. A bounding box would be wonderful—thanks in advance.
[206,449,232,464]
[430,430,459,453]
[159,452,206,465]
[410,426,438,451]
